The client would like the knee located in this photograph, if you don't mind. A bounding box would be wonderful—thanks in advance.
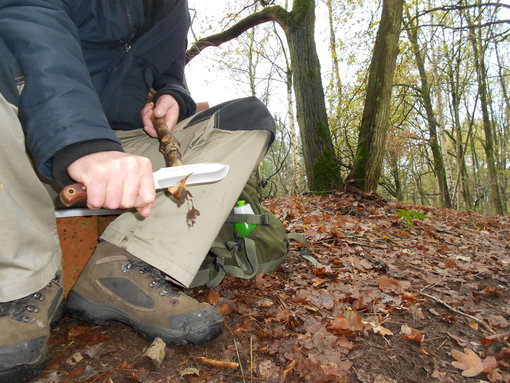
[216,96,275,144]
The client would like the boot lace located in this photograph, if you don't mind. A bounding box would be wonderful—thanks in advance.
[0,274,60,323]
[121,261,180,298]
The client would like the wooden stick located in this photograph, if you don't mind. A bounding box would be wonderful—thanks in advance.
[421,292,496,335]
[142,337,166,368]
[192,356,239,369]
[150,114,183,167]
[223,375,268,382]
[146,90,183,167]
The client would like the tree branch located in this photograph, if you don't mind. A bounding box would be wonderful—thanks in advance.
[186,6,288,63]
[419,2,510,18]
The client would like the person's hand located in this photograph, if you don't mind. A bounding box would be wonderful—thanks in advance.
[142,94,180,138]
[67,151,155,217]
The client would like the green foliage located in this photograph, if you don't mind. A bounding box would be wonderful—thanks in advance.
[395,209,429,227]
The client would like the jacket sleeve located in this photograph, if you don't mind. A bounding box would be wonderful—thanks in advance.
[149,0,196,120]
[0,1,122,180]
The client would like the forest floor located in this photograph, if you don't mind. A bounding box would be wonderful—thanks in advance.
[36,191,509,383]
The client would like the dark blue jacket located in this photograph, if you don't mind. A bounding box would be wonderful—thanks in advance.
[0,0,195,183]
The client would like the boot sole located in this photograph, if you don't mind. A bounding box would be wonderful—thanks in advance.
[0,356,46,383]
[0,300,63,383]
[65,291,223,345]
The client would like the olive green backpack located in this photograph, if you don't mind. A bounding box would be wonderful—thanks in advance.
[189,175,302,288]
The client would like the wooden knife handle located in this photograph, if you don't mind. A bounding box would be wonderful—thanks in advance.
[60,183,87,207]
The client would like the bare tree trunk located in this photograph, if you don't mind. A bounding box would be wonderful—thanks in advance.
[187,2,342,191]
[446,37,473,210]
[405,9,452,208]
[463,4,505,215]
[325,0,343,146]
[326,0,342,106]
[284,0,341,190]
[286,67,300,194]
[495,46,510,132]
[348,0,404,192]
[495,44,509,211]
[390,158,404,201]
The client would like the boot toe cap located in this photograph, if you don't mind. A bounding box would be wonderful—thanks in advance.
[167,305,224,344]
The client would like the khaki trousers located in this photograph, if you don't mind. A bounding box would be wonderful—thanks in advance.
[0,95,270,301]
[0,93,62,301]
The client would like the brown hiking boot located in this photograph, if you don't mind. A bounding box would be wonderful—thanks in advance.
[65,241,223,345]
[0,274,64,383]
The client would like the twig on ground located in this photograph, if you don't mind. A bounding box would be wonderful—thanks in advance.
[192,356,239,369]
[250,336,254,382]
[283,360,297,378]
[223,375,268,382]
[420,291,496,335]
[357,252,388,269]
[436,337,448,351]
[234,339,246,383]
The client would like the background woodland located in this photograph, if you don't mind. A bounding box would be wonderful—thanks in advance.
[185,0,510,216]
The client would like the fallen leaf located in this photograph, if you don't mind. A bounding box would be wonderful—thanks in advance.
[180,367,200,377]
[451,348,497,377]
[373,374,397,383]
[258,359,280,379]
[486,315,509,329]
[265,310,292,323]
[214,297,235,316]
[400,324,425,342]
[206,289,221,305]
[378,276,410,292]
[372,324,394,336]
[446,331,468,347]
[481,332,510,346]
[409,305,426,320]
[469,321,479,330]
[244,296,274,308]
[327,311,364,335]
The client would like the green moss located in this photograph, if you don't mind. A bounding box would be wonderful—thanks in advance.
[312,149,340,190]
[349,140,369,186]
[310,121,342,190]
[315,121,329,141]
[292,0,312,19]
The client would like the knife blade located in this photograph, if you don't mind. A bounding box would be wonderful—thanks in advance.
[59,162,230,207]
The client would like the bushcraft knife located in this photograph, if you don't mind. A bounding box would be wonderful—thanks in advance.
[59,162,230,207]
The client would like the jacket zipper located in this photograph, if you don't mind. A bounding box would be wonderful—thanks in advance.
[101,0,136,98]
[120,0,135,52]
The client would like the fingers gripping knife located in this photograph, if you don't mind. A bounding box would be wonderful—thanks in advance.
[59,162,230,207]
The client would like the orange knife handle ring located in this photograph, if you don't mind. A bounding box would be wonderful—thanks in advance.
[60,183,87,207]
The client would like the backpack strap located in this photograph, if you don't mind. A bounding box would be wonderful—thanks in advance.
[225,213,270,226]
[222,237,259,278]
[287,233,324,268]
[189,261,226,288]
[190,237,260,287]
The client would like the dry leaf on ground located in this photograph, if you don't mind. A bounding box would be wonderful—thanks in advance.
[451,348,498,378]
[401,324,425,342]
